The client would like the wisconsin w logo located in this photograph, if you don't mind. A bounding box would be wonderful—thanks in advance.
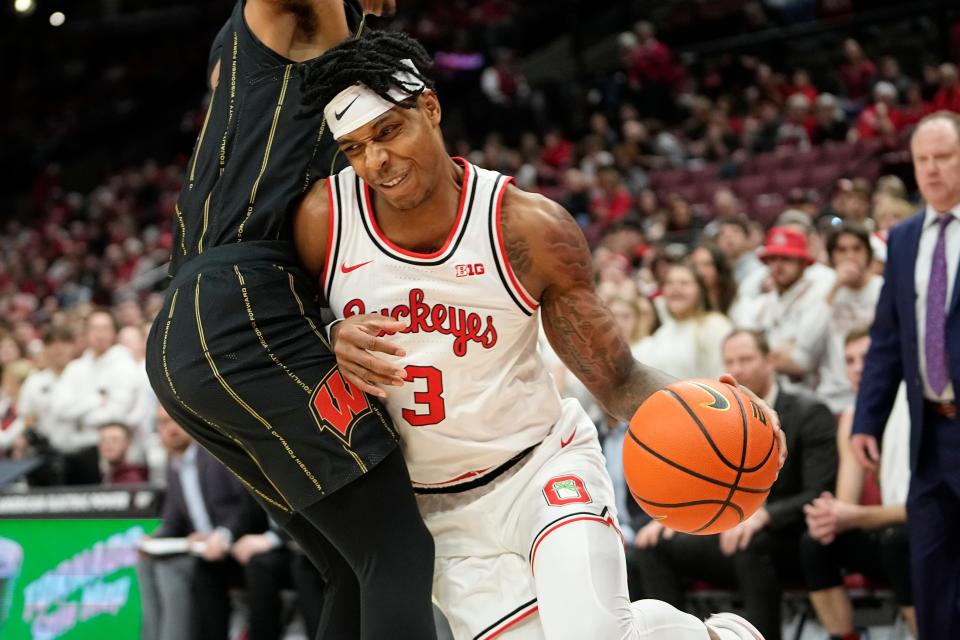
[309,370,371,445]
[688,381,731,411]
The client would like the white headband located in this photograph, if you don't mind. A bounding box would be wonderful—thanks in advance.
[323,59,426,139]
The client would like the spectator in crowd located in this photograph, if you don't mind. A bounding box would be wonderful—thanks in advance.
[822,223,882,329]
[777,93,813,150]
[828,178,873,227]
[716,215,765,288]
[873,195,915,240]
[12,326,76,451]
[873,175,907,204]
[231,521,326,640]
[921,61,943,101]
[587,165,635,240]
[749,227,834,390]
[623,21,678,120]
[138,404,266,640]
[838,38,877,106]
[98,422,148,485]
[688,244,739,316]
[480,47,530,135]
[931,63,960,113]
[801,329,916,640]
[747,99,783,153]
[541,129,574,171]
[632,329,837,640]
[48,308,140,454]
[632,264,732,379]
[785,188,822,221]
[852,111,960,639]
[810,223,882,413]
[786,68,818,102]
[117,322,158,463]
[558,168,591,224]
[138,405,196,640]
[707,189,739,222]
[663,193,704,245]
[0,360,33,447]
[878,55,911,97]
[851,81,903,141]
[900,82,930,127]
[0,334,25,369]
[812,93,850,144]
[605,295,658,351]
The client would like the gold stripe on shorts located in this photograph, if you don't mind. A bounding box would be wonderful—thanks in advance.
[160,287,290,513]
[194,274,326,497]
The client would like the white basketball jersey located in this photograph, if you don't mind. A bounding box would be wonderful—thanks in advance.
[323,158,563,488]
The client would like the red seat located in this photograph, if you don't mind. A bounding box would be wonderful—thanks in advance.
[857,159,883,184]
[820,141,857,165]
[856,136,885,160]
[808,163,845,188]
[770,168,808,194]
[779,147,821,171]
[650,168,687,191]
[740,152,775,176]
[734,174,771,200]
[669,182,702,203]
[687,163,720,183]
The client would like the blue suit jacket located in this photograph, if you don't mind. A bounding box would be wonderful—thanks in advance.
[853,211,960,470]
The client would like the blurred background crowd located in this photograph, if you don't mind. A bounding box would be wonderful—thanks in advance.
[3,0,960,638]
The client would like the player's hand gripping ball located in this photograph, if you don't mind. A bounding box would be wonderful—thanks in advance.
[624,379,780,535]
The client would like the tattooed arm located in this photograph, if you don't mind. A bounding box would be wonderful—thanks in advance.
[500,185,674,421]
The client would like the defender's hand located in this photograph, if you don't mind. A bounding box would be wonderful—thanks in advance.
[332,314,408,398]
[719,374,787,471]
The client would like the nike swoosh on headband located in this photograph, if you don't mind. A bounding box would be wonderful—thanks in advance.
[334,95,360,121]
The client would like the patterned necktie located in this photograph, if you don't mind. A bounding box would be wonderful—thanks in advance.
[926,213,954,396]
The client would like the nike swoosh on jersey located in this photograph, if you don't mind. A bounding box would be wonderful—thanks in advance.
[341,260,373,274]
[334,95,360,121]
[560,427,577,448]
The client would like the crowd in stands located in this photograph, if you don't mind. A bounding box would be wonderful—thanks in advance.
[3,7,960,639]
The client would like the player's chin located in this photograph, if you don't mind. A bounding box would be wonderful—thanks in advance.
[385,187,426,211]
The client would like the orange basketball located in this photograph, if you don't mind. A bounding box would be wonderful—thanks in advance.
[623,378,780,535]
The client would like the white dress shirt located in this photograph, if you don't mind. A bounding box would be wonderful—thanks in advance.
[178,444,214,534]
[915,205,960,401]
[48,344,140,452]
[14,369,63,441]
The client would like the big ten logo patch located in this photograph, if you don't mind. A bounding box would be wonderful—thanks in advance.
[309,370,372,445]
[542,475,592,506]
[455,263,485,278]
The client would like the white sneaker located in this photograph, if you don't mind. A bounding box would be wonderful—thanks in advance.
[703,612,764,640]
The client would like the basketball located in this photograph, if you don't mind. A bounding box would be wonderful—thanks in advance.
[623,378,780,535]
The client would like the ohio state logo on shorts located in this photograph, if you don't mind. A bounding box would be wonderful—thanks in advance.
[542,475,592,506]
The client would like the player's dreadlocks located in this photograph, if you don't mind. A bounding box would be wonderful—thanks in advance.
[299,30,435,118]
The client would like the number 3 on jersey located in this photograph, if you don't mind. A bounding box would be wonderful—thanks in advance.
[403,365,445,426]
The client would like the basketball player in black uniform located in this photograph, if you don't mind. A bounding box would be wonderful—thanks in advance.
[143,2,437,638]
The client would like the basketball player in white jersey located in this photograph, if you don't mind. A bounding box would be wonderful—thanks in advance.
[294,31,783,639]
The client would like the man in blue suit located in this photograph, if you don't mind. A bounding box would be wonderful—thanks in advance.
[853,110,960,639]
